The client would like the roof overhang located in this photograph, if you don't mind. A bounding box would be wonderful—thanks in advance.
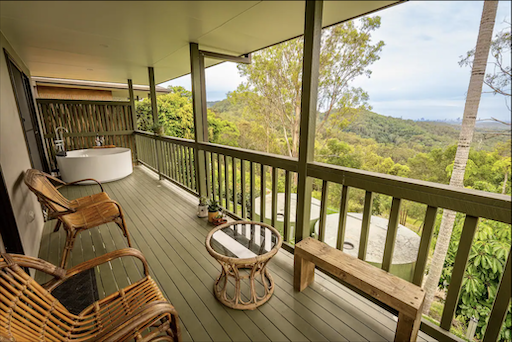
[0,1,403,85]
[32,76,170,93]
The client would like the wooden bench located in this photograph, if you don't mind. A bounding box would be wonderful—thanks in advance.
[294,238,425,342]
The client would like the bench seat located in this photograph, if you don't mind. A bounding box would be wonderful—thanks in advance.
[294,237,425,342]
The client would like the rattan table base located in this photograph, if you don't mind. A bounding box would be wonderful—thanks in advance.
[213,260,275,310]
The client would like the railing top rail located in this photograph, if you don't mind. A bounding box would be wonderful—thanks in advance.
[198,141,299,172]
[135,130,196,148]
[309,161,511,224]
[37,99,131,106]
[135,130,511,224]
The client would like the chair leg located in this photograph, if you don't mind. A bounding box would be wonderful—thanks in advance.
[116,216,132,247]
[169,313,182,342]
[60,228,77,269]
[53,220,62,232]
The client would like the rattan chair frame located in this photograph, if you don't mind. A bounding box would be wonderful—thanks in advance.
[24,169,132,268]
[0,248,181,342]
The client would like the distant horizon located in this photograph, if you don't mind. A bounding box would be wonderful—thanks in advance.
[205,98,512,125]
[161,1,511,122]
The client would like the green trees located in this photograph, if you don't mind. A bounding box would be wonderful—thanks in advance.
[437,216,511,340]
[136,86,240,145]
[230,16,384,157]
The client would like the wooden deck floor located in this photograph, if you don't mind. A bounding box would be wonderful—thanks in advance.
[37,166,435,342]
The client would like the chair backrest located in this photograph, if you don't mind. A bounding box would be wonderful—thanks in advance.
[0,253,73,341]
[24,169,71,213]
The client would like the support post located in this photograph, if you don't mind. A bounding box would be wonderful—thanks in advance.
[190,43,208,198]
[128,79,138,163]
[295,0,323,243]
[148,67,162,179]
[148,67,159,124]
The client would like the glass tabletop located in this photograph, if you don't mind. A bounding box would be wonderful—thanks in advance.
[210,222,280,259]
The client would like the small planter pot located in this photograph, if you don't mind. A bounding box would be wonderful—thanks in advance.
[208,211,219,223]
[197,205,208,218]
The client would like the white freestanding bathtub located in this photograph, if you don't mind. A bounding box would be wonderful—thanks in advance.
[57,148,133,184]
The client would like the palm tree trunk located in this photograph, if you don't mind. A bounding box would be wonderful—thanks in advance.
[502,171,508,194]
[422,0,499,315]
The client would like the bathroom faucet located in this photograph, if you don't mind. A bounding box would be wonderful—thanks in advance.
[55,127,68,156]
[95,133,105,146]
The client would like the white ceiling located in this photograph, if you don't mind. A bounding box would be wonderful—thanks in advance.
[0,1,401,85]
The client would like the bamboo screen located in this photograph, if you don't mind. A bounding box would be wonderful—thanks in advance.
[36,99,136,171]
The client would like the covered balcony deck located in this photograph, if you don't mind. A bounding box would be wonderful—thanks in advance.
[36,166,435,342]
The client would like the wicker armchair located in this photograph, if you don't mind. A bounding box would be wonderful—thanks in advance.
[0,248,181,342]
[24,169,132,268]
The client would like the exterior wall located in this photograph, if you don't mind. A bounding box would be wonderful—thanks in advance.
[37,85,113,100]
[0,31,45,258]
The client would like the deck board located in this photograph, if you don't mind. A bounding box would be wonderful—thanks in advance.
[36,166,436,342]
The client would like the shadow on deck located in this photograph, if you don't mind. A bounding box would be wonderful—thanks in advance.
[36,166,435,342]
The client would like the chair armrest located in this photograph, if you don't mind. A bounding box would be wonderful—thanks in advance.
[96,301,180,342]
[44,248,149,292]
[41,171,67,186]
[0,254,66,279]
[56,178,104,192]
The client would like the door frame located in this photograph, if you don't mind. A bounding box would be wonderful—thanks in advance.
[3,48,50,173]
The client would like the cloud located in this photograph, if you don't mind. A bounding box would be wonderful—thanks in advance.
[160,1,511,120]
[160,62,243,101]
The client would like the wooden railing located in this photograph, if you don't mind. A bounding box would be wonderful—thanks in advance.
[134,130,511,342]
[136,131,197,194]
[37,99,136,170]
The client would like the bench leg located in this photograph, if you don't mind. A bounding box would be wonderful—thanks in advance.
[294,254,315,292]
[395,311,422,342]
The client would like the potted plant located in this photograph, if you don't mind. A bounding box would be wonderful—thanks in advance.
[197,196,208,218]
[151,122,164,136]
[212,212,227,226]
[207,198,221,223]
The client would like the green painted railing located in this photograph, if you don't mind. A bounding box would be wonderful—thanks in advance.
[134,130,511,342]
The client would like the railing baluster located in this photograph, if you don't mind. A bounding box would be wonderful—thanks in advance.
[336,185,349,251]
[412,206,438,286]
[148,136,153,167]
[359,191,374,260]
[483,248,511,342]
[211,152,216,201]
[185,146,191,189]
[284,171,292,243]
[205,151,211,198]
[171,144,176,180]
[178,144,184,185]
[218,154,223,206]
[182,145,189,188]
[163,141,170,177]
[170,143,177,181]
[177,144,183,184]
[271,167,278,228]
[440,215,479,330]
[241,160,247,219]
[189,147,195,191]
[232,157,238,215]
[224,155,229,210]
[143,136,147,164]
[318,180,329,243]
[250,162,256,220]
[260,165,267,224]
[158,139,163,179]
[382,197,401,272]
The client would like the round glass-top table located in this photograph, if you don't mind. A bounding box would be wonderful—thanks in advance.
[205,221,283,310]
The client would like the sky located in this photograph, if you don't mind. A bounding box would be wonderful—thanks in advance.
[161,1,511,122]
